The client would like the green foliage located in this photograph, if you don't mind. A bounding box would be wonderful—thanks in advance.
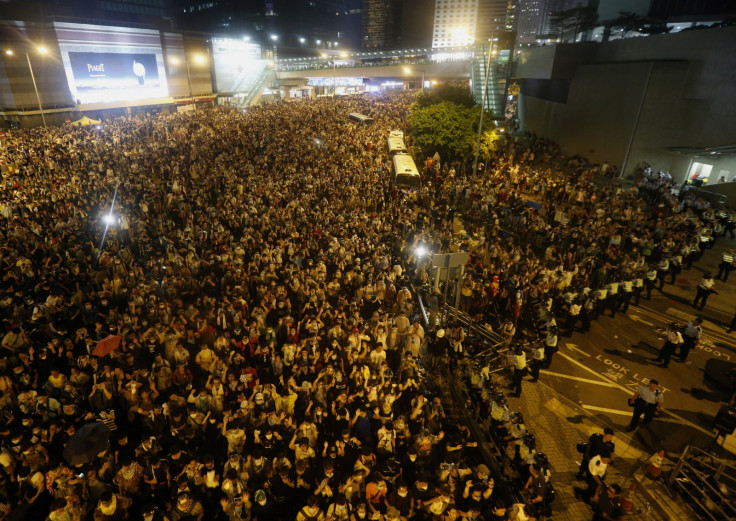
[408,101,488,162]
[550,6,599,41]
[414,84,476,108]
[479,129,502,160]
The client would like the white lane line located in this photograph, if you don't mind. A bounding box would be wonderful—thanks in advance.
[541,370,618,387]
[556,351,713,437]
[581,405,631,416]
[564,342,591,357]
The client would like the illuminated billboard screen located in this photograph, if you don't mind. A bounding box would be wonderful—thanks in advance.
[211,38,265,93]
[68,52,164,98]
[54,22,169,104]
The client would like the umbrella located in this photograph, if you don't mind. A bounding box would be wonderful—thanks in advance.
[92,335,121,357]
[62,422,111,466]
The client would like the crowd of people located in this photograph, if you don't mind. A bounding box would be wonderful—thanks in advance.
[0,87,733,521]
[0,93,530,521]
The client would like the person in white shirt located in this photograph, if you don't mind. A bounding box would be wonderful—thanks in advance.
[585,451,611,502]
[655,323,683,368]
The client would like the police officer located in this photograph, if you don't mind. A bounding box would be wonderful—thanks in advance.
[644,265,658,300]
[577,427,615,480]
[528,341,545,382]
[656,257,669,291]
[655,323,683,369]
[618,277,634,313]
[543,326,558,369]
[627,379,663,431]
[632,271,644,307]
[692,273,716,310]
[717,248,735,282]
[508,346,527,398]
[605,281,619,318]
[668,252,682,284]
[678,317,702,362]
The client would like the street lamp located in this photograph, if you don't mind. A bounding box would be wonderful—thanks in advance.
[10,47,48,127]
[403,66,425,92]
[270,34,279,63]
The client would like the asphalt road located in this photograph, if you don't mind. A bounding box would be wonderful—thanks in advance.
[536,242,736,458]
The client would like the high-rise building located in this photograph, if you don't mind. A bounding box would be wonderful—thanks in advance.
[361,0,401,49]
[516,0,546,44]
[431,0,514,49]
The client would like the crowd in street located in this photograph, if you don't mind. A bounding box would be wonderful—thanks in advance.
[0,93,527,521]
[0,88,734,521]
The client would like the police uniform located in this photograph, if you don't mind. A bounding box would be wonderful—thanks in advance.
[717,249,735,283]
[605,282,619,318]
[656,259,669,290]
[529,343,545,382]
[692,275,716,310]
[678,320,702,362]
[632,275,644,307]
[644,268,658,300]
[508,350,527,398]
[619,279,633,313]
[655,326,683,368]
[627,381,663,430]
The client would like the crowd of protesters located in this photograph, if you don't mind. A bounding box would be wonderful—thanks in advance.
[0,86,734,521]
[0,93,531,521]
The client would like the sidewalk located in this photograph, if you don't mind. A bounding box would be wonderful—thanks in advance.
[500,377,695,521]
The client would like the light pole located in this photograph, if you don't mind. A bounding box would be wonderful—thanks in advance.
[472,37,496,177]
[270,34,278,65]
[403,67,425,92]
[8,47,48,128]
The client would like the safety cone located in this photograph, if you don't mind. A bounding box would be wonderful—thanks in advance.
[620,481,636,512]
[646,449,665,479]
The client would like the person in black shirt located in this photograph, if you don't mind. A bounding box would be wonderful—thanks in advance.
[577,428,615,480]
[593,483,624,521]
[523,464,547,519]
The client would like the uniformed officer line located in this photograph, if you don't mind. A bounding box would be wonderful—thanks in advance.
[556,351,713,437]
[636,304,736,345]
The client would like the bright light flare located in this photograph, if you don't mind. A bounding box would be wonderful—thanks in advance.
[102,214,116,225]
[194,55,206,64]
[415,246,427,258]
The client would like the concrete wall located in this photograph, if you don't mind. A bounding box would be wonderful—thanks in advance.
[516,26,736,182]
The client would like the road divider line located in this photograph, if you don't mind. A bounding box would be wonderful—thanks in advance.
[556,351,713,437]
[564,342,591,357]
[540,370,618,387]
[581,404,631,416]
[638,305,736,345]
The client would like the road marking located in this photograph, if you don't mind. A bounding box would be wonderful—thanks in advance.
[564,342,590,357]
[628,314,654,326]
[540,370,618,387]
[581,405,631,416]
[638,305,736,345]
[557,351,713,437]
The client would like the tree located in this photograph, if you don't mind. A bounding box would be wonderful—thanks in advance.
[414,84,476,109]
[408,101,484,162]
[549,6,599,42]
[610,11,648,39]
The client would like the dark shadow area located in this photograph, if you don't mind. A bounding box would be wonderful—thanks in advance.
[629,418,711,455]
[682,386,726,403]
[566,414,585,424]
[703,358,736,394]
[604,344,654,364]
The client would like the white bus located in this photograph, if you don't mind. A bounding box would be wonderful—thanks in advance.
[387,135,408,156]
[389,129,404,140]
[392,153,421,191]
[349,112,374,124]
